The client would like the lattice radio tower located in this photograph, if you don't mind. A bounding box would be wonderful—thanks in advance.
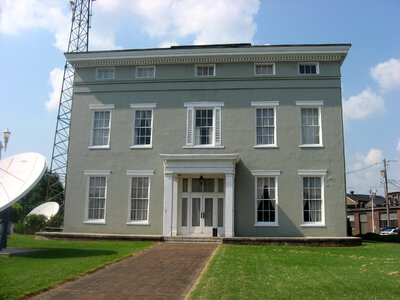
[46,0,94,203]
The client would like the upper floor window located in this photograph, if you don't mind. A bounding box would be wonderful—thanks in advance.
[251,101,279,148]
[130,103,156,148]
[298,62,319,75]
[184,102,223,148]
[254,63,275,75]
[89,104,114,149]
[136,66,155,78]
[296,101,323,147]
[196,64,215,77]
[96,68,115,80]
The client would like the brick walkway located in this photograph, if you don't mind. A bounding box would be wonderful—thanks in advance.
[32,243,217,300]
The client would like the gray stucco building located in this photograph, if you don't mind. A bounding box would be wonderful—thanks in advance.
[63,43,350,237]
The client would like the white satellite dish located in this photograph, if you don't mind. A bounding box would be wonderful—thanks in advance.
[0,153,47,212]
[28,202,59,220]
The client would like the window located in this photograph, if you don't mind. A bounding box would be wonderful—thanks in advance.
[252,171,280,226]
[195,64,215,77]
[130,103,156,148]
[255,63,275,75]
[252,101,278,147]
[84,170,110,224]
[126,170,153,225]
[129,177,150,222]
[348,215,355,230]
[300,174,325,225]
[296,101,323,147]
[136,66,155,78]
[184,102,223,148]
[380,213,398,228]
[96,68,115,80]
[89,104,114,148]
[298,63,319,75]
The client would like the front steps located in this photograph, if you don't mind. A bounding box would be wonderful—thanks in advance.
[164,236,222,244]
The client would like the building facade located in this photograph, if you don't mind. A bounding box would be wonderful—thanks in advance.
[63,44,350,237]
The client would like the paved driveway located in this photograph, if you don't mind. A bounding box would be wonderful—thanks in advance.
[32,243,217,300]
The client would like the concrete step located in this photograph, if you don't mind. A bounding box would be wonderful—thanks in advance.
[164,237,222,244]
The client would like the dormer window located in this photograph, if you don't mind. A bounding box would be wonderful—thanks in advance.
[196,65,215,77]
[255,63,275,75]
[96,68,115,80]
[136,66,155,78]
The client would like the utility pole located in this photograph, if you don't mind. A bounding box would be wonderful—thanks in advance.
[382,159,390,228]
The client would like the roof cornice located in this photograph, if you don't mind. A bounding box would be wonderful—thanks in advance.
[65,44,351,68]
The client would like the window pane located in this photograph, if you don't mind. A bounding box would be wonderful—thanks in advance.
[181,198,188,226]
[192,198,200,226]
[218,198,224,227]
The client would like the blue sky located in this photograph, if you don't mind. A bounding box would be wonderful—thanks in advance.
[0,0,399,195]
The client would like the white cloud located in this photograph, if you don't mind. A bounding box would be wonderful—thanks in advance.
[342,87,386,119]
[370,58,400,92]
[130,0,259,44]
[397,140,400,152]
[347,149,384,194]
[158,41,179,48]
[45,68,64,111]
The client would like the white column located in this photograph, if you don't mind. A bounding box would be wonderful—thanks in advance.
[224,173,235,237]
[163,173,173,236]
[171,175,179,236]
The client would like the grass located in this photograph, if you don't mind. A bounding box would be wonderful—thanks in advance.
[189,242,400,300]
[0,234,156,300]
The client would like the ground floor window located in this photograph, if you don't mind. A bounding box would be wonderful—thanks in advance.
[255,176,277,224]
[87,176,106,220]
[380,212,398,228]
[130,177,149,221]
[348,215,355,230]
[302,177,323,223]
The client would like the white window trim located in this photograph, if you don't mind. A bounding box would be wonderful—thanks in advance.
[254,63,276,76]
[252,101,279,148]
[184,102,224,148]
[296,101,323,147]
[252,171,280,227]
[298,62,319,75]
[299,172,326,227]
[88,107,113,149]
[126,173,152,225]
[96,68,115,80]
[130,104,156,149]
[195,64,216,77]
[84,173,109,224]
[135,66,156,79]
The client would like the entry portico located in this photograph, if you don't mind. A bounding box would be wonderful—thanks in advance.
[160,153,240,237]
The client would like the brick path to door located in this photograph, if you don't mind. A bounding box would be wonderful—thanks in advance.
[32,243,218,300]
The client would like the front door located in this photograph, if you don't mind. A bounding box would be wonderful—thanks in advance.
[189,196,215,235]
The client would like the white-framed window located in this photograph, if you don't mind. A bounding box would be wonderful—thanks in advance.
[84,170,110,224]
[298,62,319,75]
[298,170,326,226]
[126,170,154,225]
[89,104,114,149]
[195,64,215,77]
[96,68,115,80]
[254,63,275,75]
[296,101,323,147]
[130,103,156,148]
[184,102,224,148]
[251,101,279,147]
[136,66,155,78]
[252,171,280,226]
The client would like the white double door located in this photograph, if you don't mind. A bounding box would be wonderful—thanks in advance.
[189,195,215,235]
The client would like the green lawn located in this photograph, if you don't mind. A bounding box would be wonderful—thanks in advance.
[189,242,400,300]
[0,234,156,300]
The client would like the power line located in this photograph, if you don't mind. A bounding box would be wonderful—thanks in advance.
[346,162,380,175]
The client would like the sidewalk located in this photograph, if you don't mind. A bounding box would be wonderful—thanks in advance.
[32,243,217,300]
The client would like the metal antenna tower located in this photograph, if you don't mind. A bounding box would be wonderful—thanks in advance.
[46,0,93,203]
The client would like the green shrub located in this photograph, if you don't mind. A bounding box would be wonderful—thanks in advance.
[24,214,47,234]
[46,214,63,228]
[14,220,27,234]
[357,232,400,243]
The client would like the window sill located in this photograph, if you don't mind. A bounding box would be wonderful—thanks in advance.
[254,222,279,227]
[84,220,106,225]
[183,145,225,149]
[88,146,110,150]
[254,145,278,149]
[301,223,326,228]
[126,221,150,226]
[130,145,152,149]
[299,145,324,148]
